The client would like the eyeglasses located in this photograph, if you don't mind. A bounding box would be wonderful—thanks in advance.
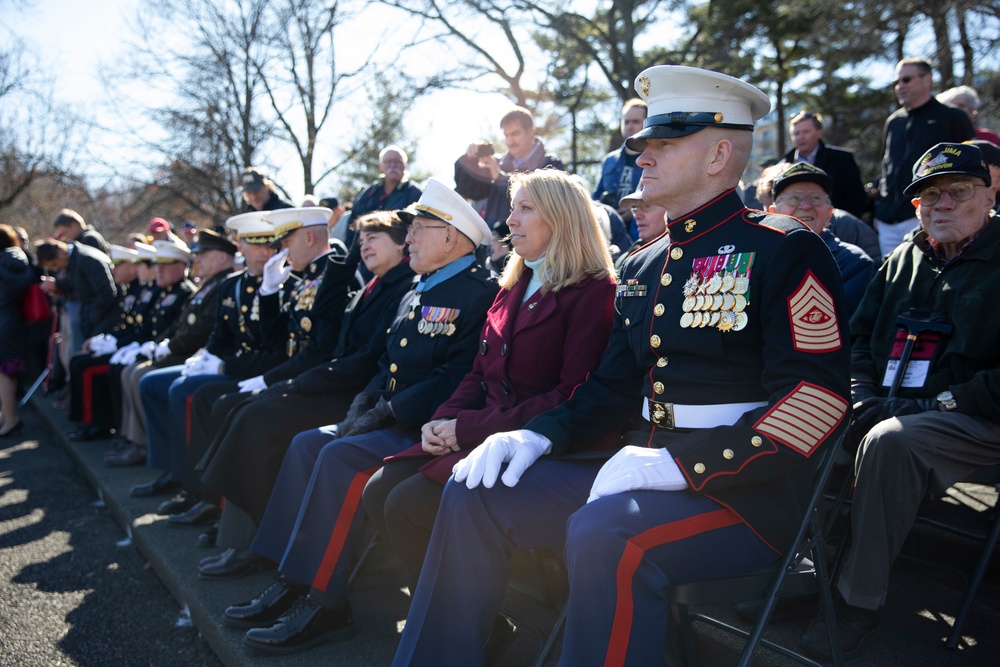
[916,181,986,206]
[893,73,928,86]
[407,223,449,237]
[774,193,829,208]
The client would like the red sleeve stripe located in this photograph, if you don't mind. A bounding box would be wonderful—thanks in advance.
[754,382,848,457]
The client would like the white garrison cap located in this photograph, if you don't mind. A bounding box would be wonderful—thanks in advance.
[398,178,491,246]
[133,242,157,262]
[626,65,772,151]
[109,244,138,264]
[225,211,276,245]
[152,238,193,264]
[264,207,333,245]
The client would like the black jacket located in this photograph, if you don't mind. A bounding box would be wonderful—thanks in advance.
[58,243,117,338]
[783,140,869,218]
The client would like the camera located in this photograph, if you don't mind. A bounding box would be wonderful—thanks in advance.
[476,142,495,157]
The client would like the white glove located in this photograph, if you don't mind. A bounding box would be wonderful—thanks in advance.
[138,340,157,359]
[181,350,223,376]
[238,375,267,393]
[259,249,292,296]
[453,429,552,489]
[153,339,172,361]
[110,341,141,365]
[88,334,118,355]
[587,445,688,503]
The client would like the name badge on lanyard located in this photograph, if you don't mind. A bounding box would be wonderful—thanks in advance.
[880,328,944,389]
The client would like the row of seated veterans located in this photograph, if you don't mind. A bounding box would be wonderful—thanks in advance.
[64,64,1000,666]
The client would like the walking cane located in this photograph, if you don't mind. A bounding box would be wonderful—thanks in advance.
[19,303,59,407]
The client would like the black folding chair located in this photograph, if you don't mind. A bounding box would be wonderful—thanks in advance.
[667,432,846,667]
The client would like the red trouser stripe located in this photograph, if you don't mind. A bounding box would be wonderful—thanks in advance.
[604,508,743,667]
[82,364,109,423]
[185,394,194,447]
[311,466,380,590]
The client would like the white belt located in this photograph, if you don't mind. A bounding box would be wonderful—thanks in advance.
[642,399,768,429]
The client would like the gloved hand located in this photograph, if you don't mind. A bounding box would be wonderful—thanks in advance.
[110,341,142,365]
[89,334,116,355]
[339,397,395,438]
[138,340,158,359]
[587,445,688,503]
[850,382,878,406]
[452,429,552,489]
[153,339,172,361]
[851,396,937,440]
[238,375,267,393]
[336,392,376,437]
[181,350,223,376]
[260,249,292,296]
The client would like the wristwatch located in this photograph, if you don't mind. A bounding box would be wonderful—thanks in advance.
[936,390,957,412]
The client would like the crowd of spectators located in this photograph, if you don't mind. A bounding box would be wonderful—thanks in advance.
[3,55,999,666]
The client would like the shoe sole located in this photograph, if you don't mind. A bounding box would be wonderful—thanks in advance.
[198,560,269,580]
[241,626,356,655]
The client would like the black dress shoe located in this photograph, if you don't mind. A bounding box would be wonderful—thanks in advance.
[199,548,271,580]
[198,523,219,548]
[224,575,310,629]
[168,501,220,527]
[243,597,354,655]
[799,598,880,659]
[107,443,147,467]
[67,425,109,441]
[157,491,195,515]
[130,473,179,497]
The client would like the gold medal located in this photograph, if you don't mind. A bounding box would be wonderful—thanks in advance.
[709,312,721,327]
[711,294,724,311]
[683,275,699,296]
[734,294,748,312]
[680,312,694,328]
[699,312,711,327]
[682,297,695,312]
[734,312,748,331]
[447,323,456,336]
[718,311,736,331]
[734,276,750,294]
[418,319,427,334]
[721,274,736,293]
[723,293,736,310]
[692,311,703,328]
[706,274,722,294]
[694,295,705,311]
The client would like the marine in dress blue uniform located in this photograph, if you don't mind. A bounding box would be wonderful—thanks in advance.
[393,66,851,667]
[234,179,498,655]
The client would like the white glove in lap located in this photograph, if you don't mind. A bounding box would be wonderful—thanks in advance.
[587,445,688,503]
[238,375,267,393]
[452,429,552,489]
[110,341,141,365]
[153,339,172,361]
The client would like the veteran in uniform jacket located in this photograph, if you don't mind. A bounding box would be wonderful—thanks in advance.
[394,67,851,667]
[799,143,1000,659]
[186,208,355,484]
[219,181,497,652]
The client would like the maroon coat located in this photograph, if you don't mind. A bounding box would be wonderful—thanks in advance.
[389,270,616,483]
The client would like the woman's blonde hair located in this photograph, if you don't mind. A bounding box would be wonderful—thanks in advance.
[499,169,616,292]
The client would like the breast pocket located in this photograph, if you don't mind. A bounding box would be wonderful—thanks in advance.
[618,295,651,362]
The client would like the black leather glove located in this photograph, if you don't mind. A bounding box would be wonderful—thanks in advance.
[850,396,937,441]
[850,383,878,406]
[337,392,376,437]
[258,378,300,399]
[339,396,395,438]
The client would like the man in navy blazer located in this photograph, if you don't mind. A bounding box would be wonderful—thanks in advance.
[783,111,869,219]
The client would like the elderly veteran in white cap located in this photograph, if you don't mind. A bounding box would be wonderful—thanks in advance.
[216,179,498,653]
[393,66,850,667]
